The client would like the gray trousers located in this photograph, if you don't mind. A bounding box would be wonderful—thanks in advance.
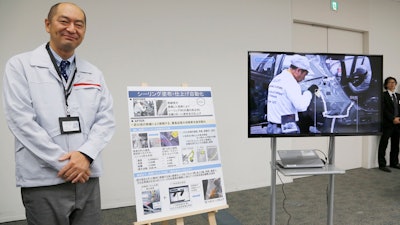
[21,178,100,225]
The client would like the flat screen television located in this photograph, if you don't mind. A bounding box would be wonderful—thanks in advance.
[248,51,383,137]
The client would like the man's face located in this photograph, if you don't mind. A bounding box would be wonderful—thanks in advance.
[294,68,308,82]
[387,79,397,91]
[45,3,86,57]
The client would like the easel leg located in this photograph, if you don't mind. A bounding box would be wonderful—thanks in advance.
[208,211,217,225]
[176,218,184,225]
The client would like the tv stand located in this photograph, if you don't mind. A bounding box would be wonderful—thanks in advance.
[269,136,345,225]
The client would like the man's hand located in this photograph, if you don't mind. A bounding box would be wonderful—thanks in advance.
[393,117,400,124]
[58,151,91,184]
[308,84,319,94]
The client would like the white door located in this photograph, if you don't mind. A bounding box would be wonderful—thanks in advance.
[291,22,377,169]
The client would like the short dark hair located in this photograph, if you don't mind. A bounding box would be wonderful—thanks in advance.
[384,76,397,90]
[47,2,86,24]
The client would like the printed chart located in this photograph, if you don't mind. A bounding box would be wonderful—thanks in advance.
[127,86,227,222]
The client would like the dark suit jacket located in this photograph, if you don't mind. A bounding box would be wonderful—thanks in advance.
[382,91,400,128]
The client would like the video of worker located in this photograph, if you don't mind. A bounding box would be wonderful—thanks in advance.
[248,52,383,137]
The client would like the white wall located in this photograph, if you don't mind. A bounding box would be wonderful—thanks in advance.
[1,0,399,222]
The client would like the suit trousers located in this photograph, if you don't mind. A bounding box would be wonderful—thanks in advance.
[378,126,400,167]
[21,178,100,225]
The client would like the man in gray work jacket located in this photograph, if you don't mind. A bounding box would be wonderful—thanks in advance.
[2,3,115,225]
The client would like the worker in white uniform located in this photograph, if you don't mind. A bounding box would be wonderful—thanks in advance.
[266,55,319,134]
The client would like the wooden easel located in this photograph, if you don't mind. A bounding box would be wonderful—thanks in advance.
[133,205,229,225]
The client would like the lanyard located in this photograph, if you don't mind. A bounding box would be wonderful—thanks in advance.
[45,43,77,116]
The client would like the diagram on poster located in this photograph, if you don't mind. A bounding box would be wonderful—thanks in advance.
[127,86,227,222]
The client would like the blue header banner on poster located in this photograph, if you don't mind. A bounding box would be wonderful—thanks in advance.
[127,86,227,222]
[129,90,212,98]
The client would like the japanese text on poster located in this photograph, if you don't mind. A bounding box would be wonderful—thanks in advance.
[127,86,227,222]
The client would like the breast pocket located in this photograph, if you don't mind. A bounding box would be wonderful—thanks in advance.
[72,83,102,103]
[68,83,102,132]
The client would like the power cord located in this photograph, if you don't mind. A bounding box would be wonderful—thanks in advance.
[314,149,328,165]
[276,171,292,225]
[275,149,328,225]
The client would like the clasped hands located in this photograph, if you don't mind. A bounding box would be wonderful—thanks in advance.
[57,151,91,184]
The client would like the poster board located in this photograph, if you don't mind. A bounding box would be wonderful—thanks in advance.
[127,86,227,222]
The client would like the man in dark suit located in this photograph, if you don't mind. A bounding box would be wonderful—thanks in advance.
[378,77,400,172]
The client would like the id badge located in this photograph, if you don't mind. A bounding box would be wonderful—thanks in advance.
[59,116,81,134]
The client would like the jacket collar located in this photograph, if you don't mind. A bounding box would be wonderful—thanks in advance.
[30,43,92,74]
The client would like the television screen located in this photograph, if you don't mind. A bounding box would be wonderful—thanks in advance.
[248,51,383,137]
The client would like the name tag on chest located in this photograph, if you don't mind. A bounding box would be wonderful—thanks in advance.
[59,116,82,134]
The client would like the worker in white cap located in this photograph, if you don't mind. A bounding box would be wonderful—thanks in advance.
[266,54,319,134]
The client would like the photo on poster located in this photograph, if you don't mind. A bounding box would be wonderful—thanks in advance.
[149,137,161,148]
[197,147,207,163]
[156,100,168,116]
[169,185,191,204]
[202,178,223,200]
[182,148,195,164]
[160,131,180,146]
[133,100,155,117]
[132,133,149,149]
[142,189,161,215]
[207,146,219,161]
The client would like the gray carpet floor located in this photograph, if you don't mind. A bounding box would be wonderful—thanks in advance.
[2,167,400,225]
